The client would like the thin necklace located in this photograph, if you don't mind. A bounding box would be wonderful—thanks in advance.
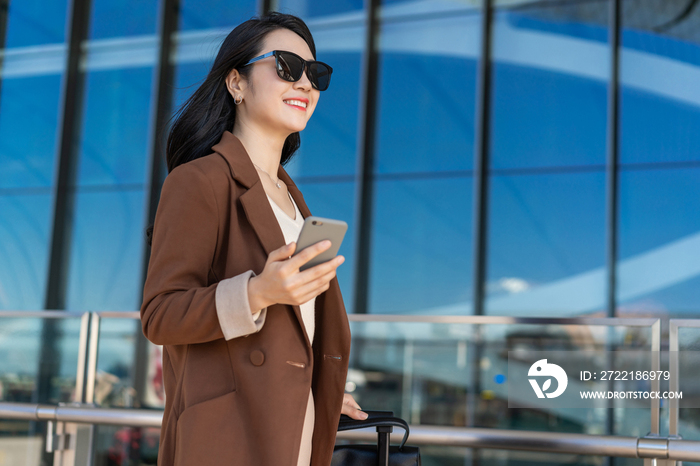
[252,162,282,189]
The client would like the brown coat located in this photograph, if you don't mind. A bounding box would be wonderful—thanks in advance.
[140,131,351,466]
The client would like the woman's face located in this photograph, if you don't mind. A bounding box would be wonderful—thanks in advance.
[231,28,320,139]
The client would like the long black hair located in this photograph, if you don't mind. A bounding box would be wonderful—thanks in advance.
[146,12,316,247]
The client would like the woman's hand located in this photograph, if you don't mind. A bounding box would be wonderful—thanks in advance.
[247,240,344,312]
[341,393,367,420]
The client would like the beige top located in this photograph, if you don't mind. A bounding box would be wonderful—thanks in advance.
[267,191,315,466]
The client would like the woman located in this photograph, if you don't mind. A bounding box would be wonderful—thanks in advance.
[140,12,366,466]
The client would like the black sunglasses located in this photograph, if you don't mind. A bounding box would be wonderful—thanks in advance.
[241,50,333,91]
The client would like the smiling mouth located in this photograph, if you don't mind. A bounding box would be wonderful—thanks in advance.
[283,99,307,109]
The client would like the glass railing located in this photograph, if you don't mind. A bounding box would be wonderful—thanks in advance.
[0,311,86,466]
[668,319,700,466]
[90,312,161,465]
[347,315,661,466]
[2,311,700,466]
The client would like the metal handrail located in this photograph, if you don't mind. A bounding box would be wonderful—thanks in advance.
[346,315,660,326]
[0,310,663,325]
[0,402,162,427]
[0,311,86,318]
[1,402,699,461]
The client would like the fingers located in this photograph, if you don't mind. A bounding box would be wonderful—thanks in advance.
[268,242,296,264]
[343,393,361,410]
[287,283,330,306]
[305,255,343,277]
[287,240,332,270]
[290,269,337,303]
[341,395,367,420]
[296,255,344,283]
[285,256,344,304]
[262,242,345,307]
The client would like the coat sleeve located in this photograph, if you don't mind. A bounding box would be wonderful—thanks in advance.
[140,163,266,346]
[215,271,267,340]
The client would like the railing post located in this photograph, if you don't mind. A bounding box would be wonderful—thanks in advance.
[74,313,91,403]
[669,321,680,438]
[85,313,101,405]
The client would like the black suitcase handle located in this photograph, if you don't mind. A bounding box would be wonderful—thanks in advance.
[338,410,410,449]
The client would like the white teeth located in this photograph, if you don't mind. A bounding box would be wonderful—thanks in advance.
[284,99,307,108]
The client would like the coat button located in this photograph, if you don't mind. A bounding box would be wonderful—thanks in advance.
[250,350,265,366]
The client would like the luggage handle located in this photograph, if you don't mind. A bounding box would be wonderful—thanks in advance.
[337,411,410,449]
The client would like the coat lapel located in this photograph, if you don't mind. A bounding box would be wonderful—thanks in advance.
[212,131,312,348]
[238,185,285,256]
[212,132,284,256]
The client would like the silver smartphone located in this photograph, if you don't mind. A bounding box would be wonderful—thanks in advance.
[292,216,348,271]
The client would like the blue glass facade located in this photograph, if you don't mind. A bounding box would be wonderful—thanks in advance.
[617,0,700,317]
[1,0,700,463]
[0,0,67,311]
[4,0,697,319]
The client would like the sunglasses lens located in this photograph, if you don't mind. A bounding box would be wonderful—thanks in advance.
[276,52,303,82]
[308,62,332,91]
[274,51,332,91]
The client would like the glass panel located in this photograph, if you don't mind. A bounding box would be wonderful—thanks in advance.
[0,75,63,189]
[91,316,164,464]
[295,181,357,312]
[4,0,67,48]
[368,177,472,314]
[93,318,164,408]
[0,318,82,403]
[94,318,140,408]
[375,13,480,174]
[620,0,700,164]
[277,0,363,18]
[89,0,158,39]
[348,320,653,438]
[0,316,83,464]
[66,189,146,311]
[0,51,63,313]
[617,168,700,316]
[76,67,154,187]
[485,172,606,316]
[490,2,608,169]
[677,328,700,445]
[369,8,478,316]
[0,194,52,310]
[179,0,257,31]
